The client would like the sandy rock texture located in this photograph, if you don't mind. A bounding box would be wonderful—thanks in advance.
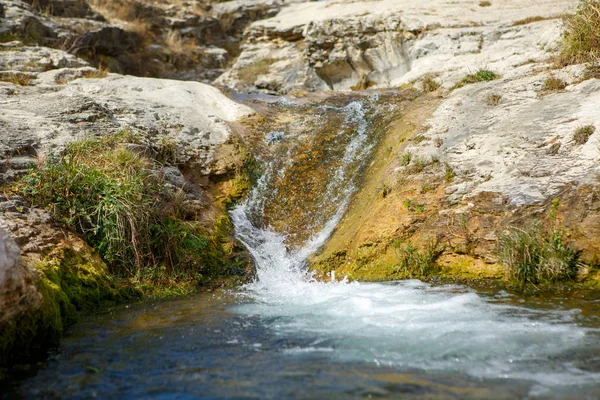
[216,0,576,93]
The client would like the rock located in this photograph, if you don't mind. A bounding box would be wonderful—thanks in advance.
[68,27,140,57]
[0,72,254,182]
[0,228,42,326]
[23,0,94,18]
[407,65,600,206]
[216,0,575,93]
[0,43,88,72]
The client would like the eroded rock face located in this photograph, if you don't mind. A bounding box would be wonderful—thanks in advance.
[0,228,41,325]
[0,66,254,183]
[216,0,575,93]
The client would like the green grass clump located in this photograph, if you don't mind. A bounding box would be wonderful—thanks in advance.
[557,0,600,66]
[17,132,227,281]
[453,69,499,89]
[573,124,596,144]
[393,238,445,277]
[496,223,581,287]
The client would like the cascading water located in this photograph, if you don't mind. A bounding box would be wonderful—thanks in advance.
[230,95,600,398]
[8,94,600,400]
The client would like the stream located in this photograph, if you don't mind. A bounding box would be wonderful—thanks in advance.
[5,95,600,399]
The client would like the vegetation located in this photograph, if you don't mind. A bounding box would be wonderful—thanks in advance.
[496,222,581,287]
[542,76,568,92]
[512,16,547,26]
[573,124,596,144]
[557,0,600,66]
[0,73,33,86]
[17,131,238,286]
[393,237,445,277]
[421,74,441,92]
[399,151,413,166]
[479,1,491,7]
[453,69,499,89]
[485,93,502,106]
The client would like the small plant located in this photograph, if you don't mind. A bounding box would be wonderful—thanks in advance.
[379,183,392,198]
[421,74,441,92]
[412,134,428,144]
[434,137,444,147]
[415,203,426,213]
[496,222,581,287]
[82,65,109,79]
[479,1,491,6]
[557,0,600,66]
[408,156,427,174]
[573,124,596,144]
[542,76,568,92]
[399,151,413,166]
[444,162,456,182]
[403,198,413,209]
[485,93,502,106]
[393,237,445,277]
[453,69,499,89]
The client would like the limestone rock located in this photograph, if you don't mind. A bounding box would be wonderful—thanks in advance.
[0,72,254,182]
[216,0,576,93]
[0,228,42,324]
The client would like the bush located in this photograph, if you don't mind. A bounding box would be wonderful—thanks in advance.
[496,223,581,287]
[18,133,223,280]
[558,0,600,65]
[394,237,445,277]
[573,124,596,144]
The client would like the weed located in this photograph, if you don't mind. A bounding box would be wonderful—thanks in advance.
[408,156,427,174]
[82,65,109,79]
[412,134,428,144]
[434,137,444,147]
[557,0,600,66]
[496,222,581,287]
[512,16,547,26]
[485,93,502,106]
[379,183,392,198]
[573,124,596,144]
[421,73,441,92]
[453,69,499,89]
[393,237,445,277]
[542,76,567,92]
[403,198,413,209]
[415,203,426,213]
[399,151,413,166]
[444,162,456,182]
[479,1,491,6]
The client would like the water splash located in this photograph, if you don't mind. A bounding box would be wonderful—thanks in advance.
[229,94,600,397]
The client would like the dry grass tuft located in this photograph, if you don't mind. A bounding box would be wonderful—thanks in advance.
[421,73,441,92]
[557,0,600,66]
[542,76,568,92]
[573,124,596,144]
[485,93,502,106]
[512,16,547,26]
[479,1,491,7]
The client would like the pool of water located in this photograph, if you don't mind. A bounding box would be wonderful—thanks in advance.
[5,282,600,399]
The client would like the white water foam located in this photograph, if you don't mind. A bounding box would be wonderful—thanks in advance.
[229,97,600,396]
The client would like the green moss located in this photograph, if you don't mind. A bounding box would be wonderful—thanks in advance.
[0,247,136,365]
[453,69,500,89]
